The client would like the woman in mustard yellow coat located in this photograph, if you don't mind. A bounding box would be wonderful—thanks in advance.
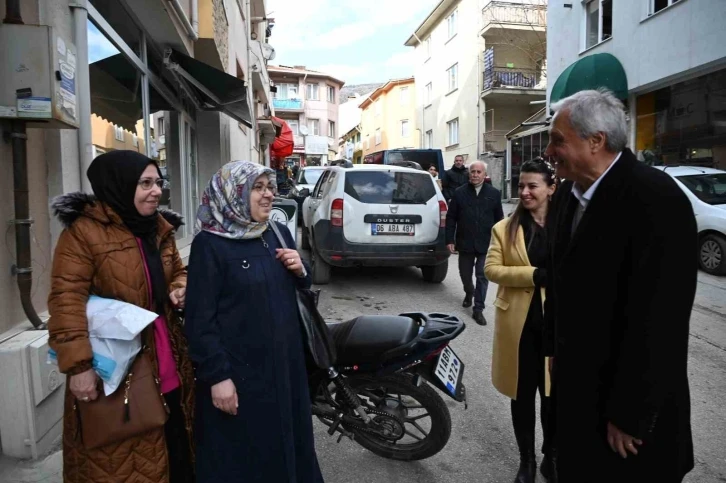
[485,159,557,483]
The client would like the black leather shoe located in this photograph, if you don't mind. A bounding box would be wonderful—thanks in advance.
[514,454,536,483]
[472,310,487,326]
[462,293,473,308]
[540,452,558,482]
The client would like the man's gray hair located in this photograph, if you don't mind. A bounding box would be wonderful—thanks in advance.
[469,160,487,172]
[550,88,628,153]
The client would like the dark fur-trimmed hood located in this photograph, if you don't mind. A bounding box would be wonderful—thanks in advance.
[51,192,184,230]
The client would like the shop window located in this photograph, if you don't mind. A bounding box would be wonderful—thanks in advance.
[635,69,726,170]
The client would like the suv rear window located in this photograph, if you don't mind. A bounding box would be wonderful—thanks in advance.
[298,168,325,185]
[344,171,436,204]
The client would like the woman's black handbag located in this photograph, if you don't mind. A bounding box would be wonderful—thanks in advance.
[269,222,337,369]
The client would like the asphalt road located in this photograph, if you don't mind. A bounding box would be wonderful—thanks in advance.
[304,247,726,483]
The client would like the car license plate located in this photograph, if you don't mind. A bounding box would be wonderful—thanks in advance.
[371,223,415,236]
[434,346,463,397]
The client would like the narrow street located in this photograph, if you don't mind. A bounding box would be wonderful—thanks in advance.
[306,248,726,483]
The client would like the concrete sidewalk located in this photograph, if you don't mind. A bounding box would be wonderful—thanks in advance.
[0,447,62,483]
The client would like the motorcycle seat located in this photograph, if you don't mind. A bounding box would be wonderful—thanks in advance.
[327,315,419,365]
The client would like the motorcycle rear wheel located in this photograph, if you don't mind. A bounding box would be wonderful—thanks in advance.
[343,373,452,461]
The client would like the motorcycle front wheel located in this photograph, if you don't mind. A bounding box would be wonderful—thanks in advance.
[343,373,452,461]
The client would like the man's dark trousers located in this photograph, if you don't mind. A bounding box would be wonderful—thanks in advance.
[458,251,488,311]
[445,182,503,313]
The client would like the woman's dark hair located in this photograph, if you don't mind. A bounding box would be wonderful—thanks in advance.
[507,157,557,246]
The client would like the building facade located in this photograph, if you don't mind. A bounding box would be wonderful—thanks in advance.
[0,0,278,458]
[359,78,419,157]
[405,0,546,187]
[268,65,344,166]
[547,0,726,170]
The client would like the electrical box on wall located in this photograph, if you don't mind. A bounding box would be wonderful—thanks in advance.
[0,330,65,459]
[0,24,79,129]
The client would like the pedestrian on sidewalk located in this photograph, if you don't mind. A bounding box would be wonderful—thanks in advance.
[184,161,324,483]
[442,154,469,202]
[485,159,557,483]
[47,151,196,483]
[446,160,504,325]
[543,89,697,483]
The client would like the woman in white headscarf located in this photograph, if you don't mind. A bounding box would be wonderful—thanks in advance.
[185,161,323,482]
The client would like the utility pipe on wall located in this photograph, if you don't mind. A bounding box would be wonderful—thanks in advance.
[9,123,44,330]
[70,0,93,193]
[4,1,43,329]
[167,0,199,41]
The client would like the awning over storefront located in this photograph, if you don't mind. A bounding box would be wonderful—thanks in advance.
[506,107,548,139]
[89,54,175,132]
[163,49,253,128]
[550,53,628,104]
[271,117,294,160]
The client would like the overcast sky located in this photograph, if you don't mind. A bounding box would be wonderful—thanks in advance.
[88,1,441,85]
[267,0,440,85]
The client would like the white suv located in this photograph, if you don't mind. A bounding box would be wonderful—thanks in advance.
[653,165,726,275]
[301,164,450,284]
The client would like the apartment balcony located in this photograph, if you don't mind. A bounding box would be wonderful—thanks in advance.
[481,67,545,103]
[480,1,546,40]
[273,98,305,112]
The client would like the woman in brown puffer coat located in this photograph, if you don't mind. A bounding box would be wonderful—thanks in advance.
[47,150,195,483]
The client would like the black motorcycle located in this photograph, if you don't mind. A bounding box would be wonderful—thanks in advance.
[309,312,467,461]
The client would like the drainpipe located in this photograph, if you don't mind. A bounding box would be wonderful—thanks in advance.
[10,122,43,330]
[70,0,93,192]
[4,1,43,329]
[167,0,198,41]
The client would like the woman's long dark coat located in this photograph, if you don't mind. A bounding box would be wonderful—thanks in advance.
[544,150,696,482]
[185,223,323,483]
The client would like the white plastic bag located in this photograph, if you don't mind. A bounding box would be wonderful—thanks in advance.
[48,296,158,396]
[87,296,158,395]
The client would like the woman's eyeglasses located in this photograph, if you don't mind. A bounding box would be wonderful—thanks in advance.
[252,183,277,196]
[138,178,165,190]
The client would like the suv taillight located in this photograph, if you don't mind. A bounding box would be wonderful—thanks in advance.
[331,198,344,227]
[438,200,447,228]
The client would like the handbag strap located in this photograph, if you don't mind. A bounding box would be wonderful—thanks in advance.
[268,221,288,250]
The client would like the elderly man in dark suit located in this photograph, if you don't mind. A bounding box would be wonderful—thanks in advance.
[542,89,696,483]
[446,160,504,326]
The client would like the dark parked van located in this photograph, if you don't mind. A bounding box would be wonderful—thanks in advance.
[364,149,445,176]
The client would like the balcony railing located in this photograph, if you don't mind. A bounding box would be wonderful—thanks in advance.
[484,67,540,90]
[481,1,547,31]
[272,98,304,111]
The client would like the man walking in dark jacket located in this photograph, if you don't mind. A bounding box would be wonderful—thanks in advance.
[446,161,504,325]
[442,155,469,201]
